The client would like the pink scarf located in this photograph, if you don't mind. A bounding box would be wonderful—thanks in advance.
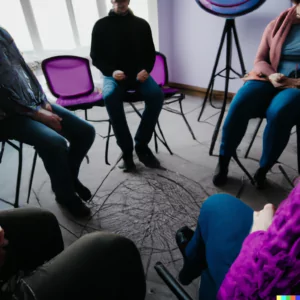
[270,6,298,72]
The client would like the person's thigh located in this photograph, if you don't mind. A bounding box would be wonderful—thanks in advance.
[1,115,67,152]
[102,76,126,101]
[226,80,277,120]
[24,232,146,300]
[266,88,300,123]
[138,76,164,106]
[51,104,95,143]
[0,208,63,280]
[199,194,253,290]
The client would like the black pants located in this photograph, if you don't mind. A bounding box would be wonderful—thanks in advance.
[0,208,146,300]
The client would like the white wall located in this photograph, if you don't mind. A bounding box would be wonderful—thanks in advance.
[158,0,291,92]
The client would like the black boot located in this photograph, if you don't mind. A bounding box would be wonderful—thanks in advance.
[176,226,207,285]
[75,180,92,202]
[254,167,269,189]
[119,154,136,173]
[135,145,160,168]
[56,195,91,218]
[213,155,231,186]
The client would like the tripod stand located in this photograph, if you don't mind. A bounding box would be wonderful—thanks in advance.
[197,18,246,156]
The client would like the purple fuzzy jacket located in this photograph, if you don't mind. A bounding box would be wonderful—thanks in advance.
[218,185,300,299]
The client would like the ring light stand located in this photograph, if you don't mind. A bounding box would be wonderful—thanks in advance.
[196,0,267,156]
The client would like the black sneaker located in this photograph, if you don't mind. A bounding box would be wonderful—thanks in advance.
[75,180,92,202]
[212,155,231,186]
[57,196,91,218]
[119,155,137,173]
[135,145,160,168]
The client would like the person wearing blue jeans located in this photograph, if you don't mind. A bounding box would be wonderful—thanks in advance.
[1,104,95,217]
[0,27,94,218]
[91,0,164,171]
[176,194,253,300]
[102,76,163,170]
[213,80,300,187]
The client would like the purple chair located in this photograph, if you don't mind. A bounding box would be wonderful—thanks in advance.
[42,56,104,114]
[41,56,112,165]
[151,53,196,140]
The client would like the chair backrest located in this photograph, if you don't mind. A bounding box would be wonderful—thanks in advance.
[42,56,94,98]
[151,52,169,87]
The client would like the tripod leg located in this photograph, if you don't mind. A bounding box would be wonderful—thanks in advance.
[232,20,246,76]
[197,22,228,122]
[209,20,233,156]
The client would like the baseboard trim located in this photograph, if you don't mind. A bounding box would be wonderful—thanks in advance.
[168,82,235,101]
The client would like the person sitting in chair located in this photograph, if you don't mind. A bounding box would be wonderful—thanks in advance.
[176,190,300,299]
[0,208,146,300]
[91,0,164,172]
[0,28,95,218]
[213,1,300,188]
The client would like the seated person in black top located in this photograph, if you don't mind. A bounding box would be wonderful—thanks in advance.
[91,0,164,172]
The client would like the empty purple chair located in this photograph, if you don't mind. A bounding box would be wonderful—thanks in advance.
[151,52,196,140]
[42,56,104,118]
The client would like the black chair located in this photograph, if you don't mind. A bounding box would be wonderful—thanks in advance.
[155,262,194,300]
[0,139,37,208]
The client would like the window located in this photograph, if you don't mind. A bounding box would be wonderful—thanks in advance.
[0,0,33,51]
[0,0,158,61]
[30,0,76,50]
[105,0,149,21]
[73,0,99,46]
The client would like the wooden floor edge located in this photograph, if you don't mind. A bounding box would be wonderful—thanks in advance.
[168,82,235,101]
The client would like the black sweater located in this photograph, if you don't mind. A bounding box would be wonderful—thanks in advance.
[90,10,156,80]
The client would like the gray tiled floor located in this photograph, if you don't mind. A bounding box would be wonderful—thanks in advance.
[0,90,296,299]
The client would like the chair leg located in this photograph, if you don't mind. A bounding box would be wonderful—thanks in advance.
[0,142,5,163]
[27,150,38,204]
[154,131,158,153]
[105,122,112,165]
[84,110,88,120]
[244,118,264,159]
[15,142,23,208]
[157,121,173,155]
[233,154,255,185]
[179,98,196,140]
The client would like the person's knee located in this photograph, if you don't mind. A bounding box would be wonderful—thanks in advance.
[20,207,59,228]
[80,232,138,258]
[103,84,122,101]
[81,122,96,144]
[202,194,238,214]
[42,135,68,153]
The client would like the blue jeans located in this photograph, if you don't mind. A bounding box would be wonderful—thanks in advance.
[185,194,253,300]
[102,76,164,155]
[220,80,300,167]
[0,104,95,201]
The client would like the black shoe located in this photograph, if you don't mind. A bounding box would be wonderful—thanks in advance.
[176,226,206,285]
[176,226,194,259]
[135,145,160,168]
[57,196,91,218]
[119,155,137,173]
[213,155,231,186]
[75,180,92,202]
[254,167,268,189]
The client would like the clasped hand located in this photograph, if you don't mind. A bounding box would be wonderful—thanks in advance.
[112,70,149,83]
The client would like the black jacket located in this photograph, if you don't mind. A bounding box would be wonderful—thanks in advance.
[90,10,156,80]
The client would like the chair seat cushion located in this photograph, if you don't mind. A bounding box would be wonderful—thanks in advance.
[57,92,104,108]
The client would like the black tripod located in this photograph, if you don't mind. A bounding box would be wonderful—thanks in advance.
[197,18,246,156]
